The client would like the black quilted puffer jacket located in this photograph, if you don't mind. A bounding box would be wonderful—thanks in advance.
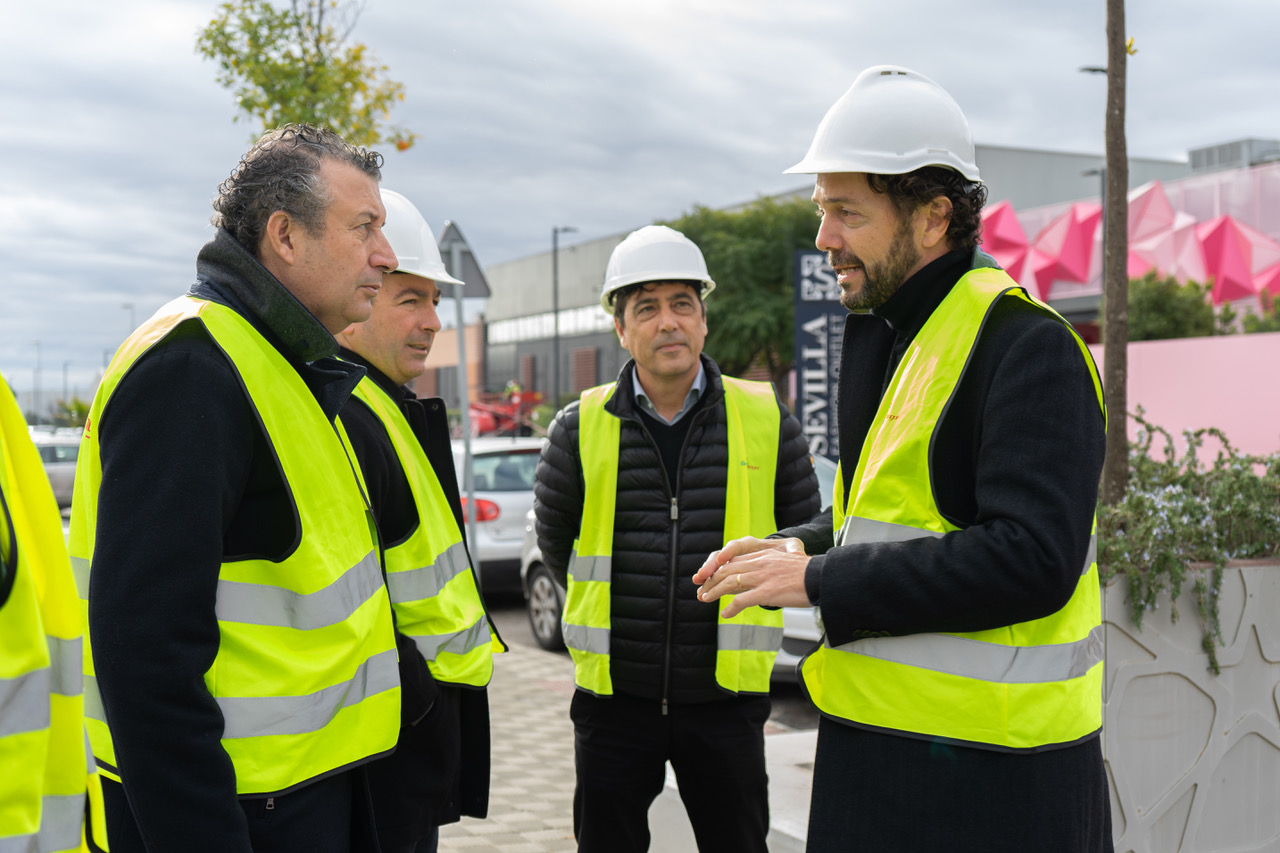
[533,356,821,705]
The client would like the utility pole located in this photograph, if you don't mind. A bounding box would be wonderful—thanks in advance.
[1100,0,1130,505]
[551,226,577,409]
[440,229,477,567]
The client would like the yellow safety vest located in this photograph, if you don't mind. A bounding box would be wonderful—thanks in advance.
[348,377,503,687]
[563,376,784,696]
[808,268,1106,751]
[0,380,108,852]
[69,296,400,794]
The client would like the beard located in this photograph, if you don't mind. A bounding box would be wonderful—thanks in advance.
[830,218,921,313]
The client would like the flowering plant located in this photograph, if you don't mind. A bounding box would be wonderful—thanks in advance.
[1097,409,1280,673]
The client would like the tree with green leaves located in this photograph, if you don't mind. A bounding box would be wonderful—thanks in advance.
[1100,271,1243,341]
[1243,291,1280,333]
[196,0,417,150]
[661,195,817,393]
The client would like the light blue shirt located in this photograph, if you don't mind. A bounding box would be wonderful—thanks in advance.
[632,363,706,426]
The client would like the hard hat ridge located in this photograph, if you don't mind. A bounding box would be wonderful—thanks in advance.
[785,65,980,181]
[380,189,465,286]
[600,225,716,313]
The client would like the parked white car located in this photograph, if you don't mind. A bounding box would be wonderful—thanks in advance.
[519,454,838,677]
[451,436,544,595]
[30,428,81,509]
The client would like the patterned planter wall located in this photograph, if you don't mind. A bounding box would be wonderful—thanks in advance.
[1104,562,1280,852]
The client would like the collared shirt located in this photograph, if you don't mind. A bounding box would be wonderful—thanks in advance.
[632,363,706,425]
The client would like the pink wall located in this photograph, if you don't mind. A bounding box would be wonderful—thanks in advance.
[1088,332,1280,458]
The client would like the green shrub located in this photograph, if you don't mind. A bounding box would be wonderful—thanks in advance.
[1097,410,1280,673]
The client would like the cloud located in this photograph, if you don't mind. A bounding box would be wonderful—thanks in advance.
[2,0,1279,407]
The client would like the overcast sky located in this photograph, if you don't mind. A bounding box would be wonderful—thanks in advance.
[3,0,1278,409]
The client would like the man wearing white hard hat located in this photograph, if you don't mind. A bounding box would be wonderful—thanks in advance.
[534,225,820,852]
[338,189,502,853]
[695,67,1111,851]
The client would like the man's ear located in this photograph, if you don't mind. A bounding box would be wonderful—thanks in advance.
[919,195,954,251]
[614,315,628,347]
[260,210,299,267]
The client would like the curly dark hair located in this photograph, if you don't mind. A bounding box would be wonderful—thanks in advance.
[865,167,988,255]
[211,124,384,255]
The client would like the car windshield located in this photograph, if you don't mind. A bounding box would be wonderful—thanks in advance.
[471,450,539,492]
[38,444,79,463]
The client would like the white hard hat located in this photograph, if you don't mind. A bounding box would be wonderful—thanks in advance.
[380,189,465,286]
[600,225,716,313]
[785,65,980,181]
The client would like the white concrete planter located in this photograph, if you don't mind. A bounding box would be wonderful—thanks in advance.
[1103,561,1280,853]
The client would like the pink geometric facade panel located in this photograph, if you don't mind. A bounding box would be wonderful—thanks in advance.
[1127,180,1176,245]
[1131,211,1205,283]
[1198,215,1263,303]
[1254,262,1280,297]
[1025,248,1057,300]
[980,200,1030,283]
[1031,202,1101,296]
[990,161,1280,308]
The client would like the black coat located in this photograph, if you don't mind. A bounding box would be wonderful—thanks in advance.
[338,349,493,838]
[534,356,820,704]
[88,229,378,852]
[783,250,1113,852]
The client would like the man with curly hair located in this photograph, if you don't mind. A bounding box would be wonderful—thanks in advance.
[695,67,1112,852]
[71,124,400,852]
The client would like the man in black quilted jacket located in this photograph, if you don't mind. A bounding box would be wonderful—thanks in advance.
[533,224,820,853]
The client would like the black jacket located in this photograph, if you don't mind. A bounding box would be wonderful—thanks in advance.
[783,251,1112,851]
[534,355,820,704]
[784,250,1105,645]
[88,229,375,852]
[338,349,492,835]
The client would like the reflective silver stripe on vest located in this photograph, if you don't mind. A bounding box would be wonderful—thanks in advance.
[837,516,945,547]
[841,517,1098,577]
[832,623,1104,684]
[562,623,609,655]
[216,550,382,630]
[82,675,104,724]
[386,541,469,604]
[408,615,491,662]
[0,667,51,738]
[70,555,91,599]
[48,636,82,698]
[0,793,85,853]
[218,647,399,739]
[568,553,610,584]
[718,623,784,653]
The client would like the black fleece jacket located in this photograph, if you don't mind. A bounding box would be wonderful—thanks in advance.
[88,229,370,852]
[782,249,1106,653]
[534,355,820,704]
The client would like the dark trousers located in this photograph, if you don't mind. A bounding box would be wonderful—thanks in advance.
[570,690,771,853]
[98,769,380,853]
[806,717,1114,853]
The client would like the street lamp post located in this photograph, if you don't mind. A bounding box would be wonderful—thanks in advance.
[122,302,135,336]
[32,340,41,425]
[551,226,577,409]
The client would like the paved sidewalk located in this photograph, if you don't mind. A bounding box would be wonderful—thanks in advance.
[438,643,579,852]
[439,642,816,852]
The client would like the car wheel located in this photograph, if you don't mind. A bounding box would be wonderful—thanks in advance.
[526,564,565,652]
